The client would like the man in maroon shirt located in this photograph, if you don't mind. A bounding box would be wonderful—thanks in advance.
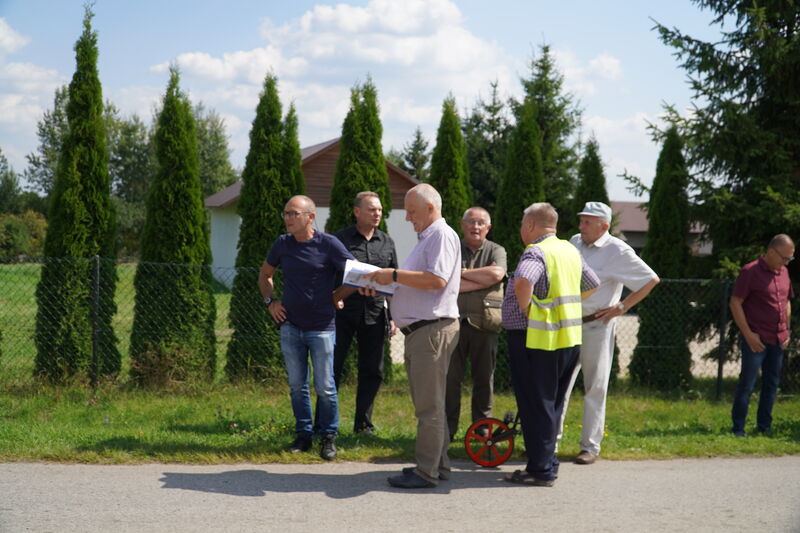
[730,234,795,436]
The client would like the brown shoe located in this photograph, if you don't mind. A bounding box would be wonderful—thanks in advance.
[575,450,597,465]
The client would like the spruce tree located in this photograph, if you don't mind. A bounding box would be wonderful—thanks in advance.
[463,81,511,214]
[398,126,431,182]
[520,45,583,235]
[33,7,119,381]
[225,74,297,380]
[427,95,471,232]
[129,67,216,386]
[494,97,545,267]
[570,138,610,236]
[326,78,391,233]
[630,127,692,390]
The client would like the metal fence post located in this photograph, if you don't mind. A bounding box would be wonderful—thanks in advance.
[716,279,731,401]
[90,255,100,389]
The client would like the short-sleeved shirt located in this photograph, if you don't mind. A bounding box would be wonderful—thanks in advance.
[334,225,398,325]
[501,234,600,330]
[266,231,354,331]
[391,218,461,329]
[733,257,794,345]
[569,231,658,316]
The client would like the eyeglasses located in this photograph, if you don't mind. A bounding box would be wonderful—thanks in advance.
[282,211,311,219]
[463,219,488,227]
[775,250,795,263]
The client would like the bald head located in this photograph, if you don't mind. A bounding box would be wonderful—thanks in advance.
[768,234,794,250]
[286,195,316,213]
[523,202,558,229]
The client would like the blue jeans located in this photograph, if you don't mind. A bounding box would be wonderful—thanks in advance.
[731,339,784,434]
[280,322,339,436]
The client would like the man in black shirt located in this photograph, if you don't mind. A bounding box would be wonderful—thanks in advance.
[332,191,398,434]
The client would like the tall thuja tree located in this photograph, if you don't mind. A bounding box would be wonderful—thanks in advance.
[226,74,299,380]
[463,81,511,213]
[34,7,119,381]
[326,78,391,233]
[129,67,216,385]
[494,97,545,267]
[428,96,471,232]
[283,103,305,195]
[569,138,610,236]
[520,45,583,235]
[630,127,692,390]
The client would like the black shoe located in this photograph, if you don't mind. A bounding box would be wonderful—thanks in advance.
[354,426,375,436]
[388,471,435,489]
[288,434,312,453]
[320,434,337,460]
[402,466,448,481]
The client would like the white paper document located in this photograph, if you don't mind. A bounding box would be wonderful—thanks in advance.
[342,259,396,295]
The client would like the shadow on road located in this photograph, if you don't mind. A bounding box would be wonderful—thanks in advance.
[158,465,520,499]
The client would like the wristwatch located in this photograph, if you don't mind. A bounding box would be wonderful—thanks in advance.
[392,269,398,282]
[616,302,626,313]
[263,297,273,306]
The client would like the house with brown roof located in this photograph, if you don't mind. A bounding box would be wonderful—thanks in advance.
[204,138,420,277]
[611,200,710,255]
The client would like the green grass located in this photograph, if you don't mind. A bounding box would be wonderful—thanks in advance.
[1,378,798,464]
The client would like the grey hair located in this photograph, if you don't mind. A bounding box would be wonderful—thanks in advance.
[523,202,558,227]
[462,206,491,225]
[354,191,380,208]
[406,183,442,212]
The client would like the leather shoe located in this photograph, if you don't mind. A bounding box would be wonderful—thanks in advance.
[575,450,597,465]
[402,466,448,481]
[388,471,435,489]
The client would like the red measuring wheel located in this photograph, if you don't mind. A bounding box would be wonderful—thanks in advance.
[464,417,515,467]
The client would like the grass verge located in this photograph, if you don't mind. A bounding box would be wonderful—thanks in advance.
[1,377,798,464]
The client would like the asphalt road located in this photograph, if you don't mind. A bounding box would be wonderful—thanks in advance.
[1,456,798,532]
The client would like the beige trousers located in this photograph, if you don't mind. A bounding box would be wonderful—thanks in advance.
[404,318,460,484]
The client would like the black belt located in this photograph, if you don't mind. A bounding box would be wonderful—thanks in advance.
[400,317,448,336]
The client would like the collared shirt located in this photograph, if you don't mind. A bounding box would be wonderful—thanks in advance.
[266,231,354,331]
[501,233,600,330]
[390,217,461,329]
[334,225,398,325]
[569,231,657,316]
[733,256,794,345]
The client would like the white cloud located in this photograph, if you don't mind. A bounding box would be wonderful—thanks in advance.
[0,18,30,57]
[589,53,622,80]
[554,49,624,96]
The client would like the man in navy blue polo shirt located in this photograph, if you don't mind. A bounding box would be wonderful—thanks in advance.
[258,195,354,460]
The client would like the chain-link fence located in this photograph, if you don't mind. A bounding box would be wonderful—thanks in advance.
[1,258,798,392]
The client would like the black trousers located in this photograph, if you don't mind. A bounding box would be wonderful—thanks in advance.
[333,311,386,431]
[507,329,580,481]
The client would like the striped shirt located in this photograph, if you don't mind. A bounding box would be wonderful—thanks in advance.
[501,234,600,330]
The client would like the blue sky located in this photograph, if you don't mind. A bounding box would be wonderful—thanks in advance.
[0,0,726,200]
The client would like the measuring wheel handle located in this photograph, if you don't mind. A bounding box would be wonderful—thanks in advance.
[464,417,515,467]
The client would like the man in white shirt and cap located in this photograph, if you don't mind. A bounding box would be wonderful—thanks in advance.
[559,201,660,465]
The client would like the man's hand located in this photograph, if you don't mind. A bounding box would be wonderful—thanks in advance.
[364,268,394,286]
[389,320,397,337]
[594,303,624,324]
[744,330,765,353]
[782,335,791,349]
[267,300,287,324]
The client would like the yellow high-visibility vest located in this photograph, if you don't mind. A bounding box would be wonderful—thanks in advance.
[525,236,583,351]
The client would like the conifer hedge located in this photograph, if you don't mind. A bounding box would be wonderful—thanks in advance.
[129,67,215,386]
[34,8,119,382]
